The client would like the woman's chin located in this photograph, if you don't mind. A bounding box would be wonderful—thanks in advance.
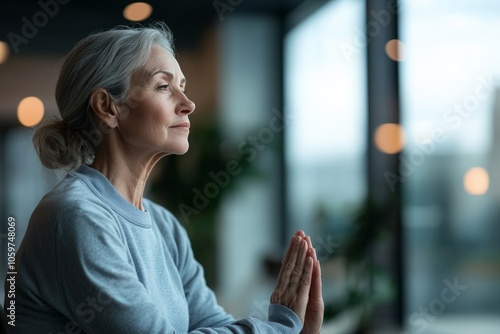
[171,143,189,156]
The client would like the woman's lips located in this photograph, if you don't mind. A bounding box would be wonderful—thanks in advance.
[171,122,190,129]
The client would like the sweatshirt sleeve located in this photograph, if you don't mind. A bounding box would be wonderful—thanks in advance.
[186,304,302,334]
[53,206,302,334]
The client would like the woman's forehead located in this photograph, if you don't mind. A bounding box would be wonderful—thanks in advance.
[134,46,185,84]
[145,46,181,75]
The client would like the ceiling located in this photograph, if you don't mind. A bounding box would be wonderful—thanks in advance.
[0,0,306,54]
[0,0,315,124]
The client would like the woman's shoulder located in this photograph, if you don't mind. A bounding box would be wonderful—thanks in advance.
[22,174,119,257]
[31,172,118,233]
[40,172,108,211]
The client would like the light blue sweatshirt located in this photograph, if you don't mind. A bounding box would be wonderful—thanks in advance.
[4,165,302,333]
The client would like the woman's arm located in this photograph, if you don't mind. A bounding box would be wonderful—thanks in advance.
[171,213,313,332]
[49,208,311,334]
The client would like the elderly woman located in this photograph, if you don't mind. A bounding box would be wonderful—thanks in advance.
[4,23,323,333]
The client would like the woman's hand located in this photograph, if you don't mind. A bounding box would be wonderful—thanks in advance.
[271,233,314,323]
[298,232,324,334]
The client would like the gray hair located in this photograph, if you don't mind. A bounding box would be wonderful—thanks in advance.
[33,22,175,170]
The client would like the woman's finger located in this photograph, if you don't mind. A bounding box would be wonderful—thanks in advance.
[288,239,308,290]
[305,235,313,250]
[311,244,318,262]
[295,230,306,238]
[310,260,323,305]
[306,238,322,304]
[302,257,314,290]
[282,235,297,265]
[294,255,314,318]
[275,236,300,290]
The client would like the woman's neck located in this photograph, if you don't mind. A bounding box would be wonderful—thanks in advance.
[91,139,164,211]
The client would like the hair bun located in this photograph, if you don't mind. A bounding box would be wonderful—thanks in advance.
[32,117,94,170]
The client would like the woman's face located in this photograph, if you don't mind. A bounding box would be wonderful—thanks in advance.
[116,46,195,156]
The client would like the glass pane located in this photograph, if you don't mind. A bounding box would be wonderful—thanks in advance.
[285,0,367,237]
[401,0,500,332]
[285,0,367,330]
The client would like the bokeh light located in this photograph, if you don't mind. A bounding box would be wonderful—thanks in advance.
[464,167,489,195]
[17,96,45,127]
[123,2,153,22]
[385,39,406,62]
[374,123,405,154]
[0,41,9,64]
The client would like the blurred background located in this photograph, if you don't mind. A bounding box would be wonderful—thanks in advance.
[1,0,500,333]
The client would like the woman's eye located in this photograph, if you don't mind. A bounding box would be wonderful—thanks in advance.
[158,84,169,90]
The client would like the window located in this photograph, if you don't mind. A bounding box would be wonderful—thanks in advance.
[285,0,367,325]
[401,0,500,331]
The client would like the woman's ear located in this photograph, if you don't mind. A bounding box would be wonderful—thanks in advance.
[89,88,119,128]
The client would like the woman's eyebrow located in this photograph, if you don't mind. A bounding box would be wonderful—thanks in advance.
[150,70,186,85]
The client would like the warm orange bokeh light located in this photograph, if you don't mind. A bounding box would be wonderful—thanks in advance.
[123,2,153,22]
[385,39,406,62]
[17,96,45,127]
[464,167,489,195]
[374,123,405,154]
[0,41,9,64]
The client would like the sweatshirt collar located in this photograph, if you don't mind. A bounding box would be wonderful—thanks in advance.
[72,164,152,228]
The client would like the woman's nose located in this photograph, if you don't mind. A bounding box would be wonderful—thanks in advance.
[177,95,195,115]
